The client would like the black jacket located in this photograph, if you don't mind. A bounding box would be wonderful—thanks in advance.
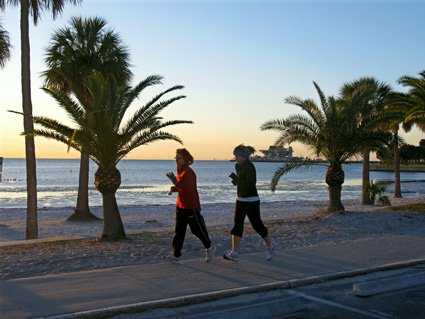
[232,160,259,198]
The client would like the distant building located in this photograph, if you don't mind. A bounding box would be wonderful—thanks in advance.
[251,146,298,162]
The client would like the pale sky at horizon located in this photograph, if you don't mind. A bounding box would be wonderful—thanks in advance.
[1,0,424,161]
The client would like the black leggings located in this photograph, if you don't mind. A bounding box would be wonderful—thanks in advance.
[230,200,268,238]
[172,207,211,257]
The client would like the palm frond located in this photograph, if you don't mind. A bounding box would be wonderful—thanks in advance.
[270,160,326,192]
[31,129,82,153]
[260,119,287,132]
[122,84,183,132]
[0,21,11,68]
[42,87,87,126]
[121,95,186,135]
[117,131,184,162]
[313,81,328,110]
[286,96,326,129]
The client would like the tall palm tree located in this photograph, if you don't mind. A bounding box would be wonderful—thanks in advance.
[261,82,391,213]
[340,77,392,204]
[42,16,133,221]
[0,0,82,239]
[0,21,11,67]
[27,73,192,240]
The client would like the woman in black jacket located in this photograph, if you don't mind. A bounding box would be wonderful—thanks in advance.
[223,144,276,262]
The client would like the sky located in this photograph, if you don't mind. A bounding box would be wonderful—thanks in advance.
[1,0,424,160]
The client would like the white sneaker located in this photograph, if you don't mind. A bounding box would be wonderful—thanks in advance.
[163,254,180,263]
[266,240,276,261]
[223,250,239,262]
[205,244,216,263]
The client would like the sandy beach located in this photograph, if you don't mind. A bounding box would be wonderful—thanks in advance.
[1,196,425,280]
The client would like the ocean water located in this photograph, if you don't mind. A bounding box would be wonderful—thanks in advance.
[1,158,425,209]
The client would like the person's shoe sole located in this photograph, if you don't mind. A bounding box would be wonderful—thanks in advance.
[162,255,180,264]
[205,245,216,263]
[223,253,238,262]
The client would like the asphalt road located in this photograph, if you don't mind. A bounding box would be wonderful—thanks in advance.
[111,264,425,319]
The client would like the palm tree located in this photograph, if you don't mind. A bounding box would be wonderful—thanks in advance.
[0,21,11,67]
[28,73,192,240]
[377,90,418,199]
[340,77,392,204]
[398,71,425,129]
[384,70,425,198]
[42,16,133,221]
[261,82,391,213]
[0,0,82,239]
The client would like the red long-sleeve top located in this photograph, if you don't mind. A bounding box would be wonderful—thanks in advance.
[175,165,201,209]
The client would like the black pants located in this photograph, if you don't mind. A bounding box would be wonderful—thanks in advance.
[172,207,211,257]
[230,200,268,238]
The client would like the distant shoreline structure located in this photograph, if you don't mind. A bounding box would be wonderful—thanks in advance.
[370,164,425,172]
[250,146,302,162]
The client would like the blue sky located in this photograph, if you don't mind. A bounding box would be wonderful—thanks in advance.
[1,0,424,160]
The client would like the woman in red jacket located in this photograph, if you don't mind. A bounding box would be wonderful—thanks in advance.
[163,148,215,263]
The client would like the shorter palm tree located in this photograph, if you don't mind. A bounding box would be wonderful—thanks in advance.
[261,82,391,213]
[14,73,192,240]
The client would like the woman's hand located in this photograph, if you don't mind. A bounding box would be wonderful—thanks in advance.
[166,172,178,185]
[168,186,177,195]
[229,172,238,185]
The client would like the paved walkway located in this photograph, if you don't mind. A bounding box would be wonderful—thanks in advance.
[1,235,425,319]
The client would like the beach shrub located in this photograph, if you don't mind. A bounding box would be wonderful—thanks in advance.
[367,180,390,206]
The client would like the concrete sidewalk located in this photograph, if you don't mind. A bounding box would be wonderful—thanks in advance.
[1,235,425,319]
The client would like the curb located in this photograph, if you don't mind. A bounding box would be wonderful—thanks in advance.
[42,258,425,319]
[0,236,85,248]
[353,270,425,296]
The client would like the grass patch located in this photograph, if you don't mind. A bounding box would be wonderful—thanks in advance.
[380,203,425,212]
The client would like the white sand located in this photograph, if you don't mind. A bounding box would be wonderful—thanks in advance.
[1,196,424,242]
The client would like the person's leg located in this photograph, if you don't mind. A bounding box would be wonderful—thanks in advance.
[232,234,241,251]
[246,201,271,247]
[230,200,246,253]
[224,201,245,262]
[188,208,211,249]
[172,208,188,257]
[187,208,216,262]
[246,201,276,260]
[263,235,272,247]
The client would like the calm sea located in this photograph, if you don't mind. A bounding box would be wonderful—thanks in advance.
[1,158,425,209]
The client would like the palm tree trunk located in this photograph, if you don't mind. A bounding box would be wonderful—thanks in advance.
[21,0,38,239]
[326,164,345,213]
[95,166,126,240]
[362,150,371,205]
[328,184,345,212]
[394,129,402,198]
[67,152,101,221]
[101,192,126,240]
